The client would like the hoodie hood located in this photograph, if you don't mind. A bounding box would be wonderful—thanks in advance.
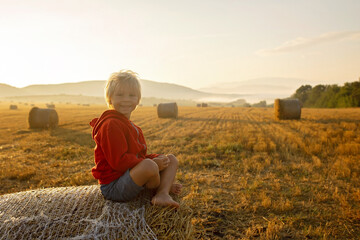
[90,110,129,139]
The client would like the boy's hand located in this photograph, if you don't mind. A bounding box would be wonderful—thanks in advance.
[153,155,170,171]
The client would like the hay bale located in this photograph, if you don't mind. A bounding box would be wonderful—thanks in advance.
[0,186,157,240]
[274,98,301,120]
[157,102,178,118]
[9,105,18,110]
[28,107,59,128]
[0,185,193,239]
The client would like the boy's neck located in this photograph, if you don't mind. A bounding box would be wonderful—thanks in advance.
[108,109,131,120]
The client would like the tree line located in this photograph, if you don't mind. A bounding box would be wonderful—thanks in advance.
[291,80,360,108]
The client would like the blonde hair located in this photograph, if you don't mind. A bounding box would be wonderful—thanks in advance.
[105,70,141,108]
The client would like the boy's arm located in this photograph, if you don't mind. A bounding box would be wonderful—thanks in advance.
[101,123,143,172]
[137,126,159,159]
[145,153,160,159]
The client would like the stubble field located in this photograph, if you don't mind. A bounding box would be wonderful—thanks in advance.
[0,102,359,239]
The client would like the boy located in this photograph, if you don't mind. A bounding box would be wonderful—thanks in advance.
[90,70,181,208]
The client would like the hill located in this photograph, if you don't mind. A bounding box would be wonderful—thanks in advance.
[0,83,26,96]
[0,80,244,103]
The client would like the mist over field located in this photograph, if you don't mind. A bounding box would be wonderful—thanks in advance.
[0,77,311,105]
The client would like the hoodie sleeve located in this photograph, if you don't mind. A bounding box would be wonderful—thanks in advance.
[100,121,142,172]
[145,153,160,159]
[89,118,98,128]
[136,126,160,159]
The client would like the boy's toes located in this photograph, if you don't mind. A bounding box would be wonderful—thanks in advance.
[151,194,179,208]
[170,183,182,195]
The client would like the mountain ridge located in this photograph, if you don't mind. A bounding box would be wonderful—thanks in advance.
[0,79,243,102]
[1,77,312,104]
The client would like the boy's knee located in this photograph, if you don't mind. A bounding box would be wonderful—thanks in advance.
[141,158,159,177]
[167,154,179,167]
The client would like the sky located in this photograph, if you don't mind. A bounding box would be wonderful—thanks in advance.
[0,0,359,89]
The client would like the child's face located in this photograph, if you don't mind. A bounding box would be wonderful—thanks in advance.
[110,86,139,118]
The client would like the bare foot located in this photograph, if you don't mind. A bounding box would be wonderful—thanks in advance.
[151,193,180,208]
[170,183,182,195]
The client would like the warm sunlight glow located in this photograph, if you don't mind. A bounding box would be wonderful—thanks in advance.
[0,0,359,91]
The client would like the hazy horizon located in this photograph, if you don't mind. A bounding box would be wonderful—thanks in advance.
[2,76,352,104]
[1,0,359,89]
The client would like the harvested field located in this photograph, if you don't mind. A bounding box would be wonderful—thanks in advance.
[0,102,359,239]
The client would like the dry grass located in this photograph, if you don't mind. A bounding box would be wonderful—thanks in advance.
[1,102,359,239]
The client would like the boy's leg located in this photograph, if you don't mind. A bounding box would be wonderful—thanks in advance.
[151,154,180,208]
[130,158,160,189]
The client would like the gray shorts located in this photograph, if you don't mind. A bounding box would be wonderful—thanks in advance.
[100,169,144,202]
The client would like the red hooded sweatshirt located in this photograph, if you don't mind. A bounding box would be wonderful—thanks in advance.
[90,110,159,184]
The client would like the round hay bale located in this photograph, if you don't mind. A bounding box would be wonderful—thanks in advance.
[0,186,157,239]
[274,98,301,120]
[157,102,178,118]
[9,105,18,110]
[28,107,59,128]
